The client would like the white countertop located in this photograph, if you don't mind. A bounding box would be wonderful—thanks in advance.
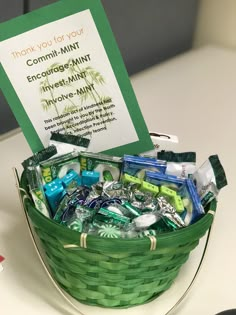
[0,46,235,315]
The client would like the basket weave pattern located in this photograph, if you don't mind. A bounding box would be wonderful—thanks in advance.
[21,174,216,308]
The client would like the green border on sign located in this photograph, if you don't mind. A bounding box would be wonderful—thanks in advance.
[0,0,153,156]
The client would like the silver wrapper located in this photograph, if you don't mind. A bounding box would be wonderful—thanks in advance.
[102,181,129,200]
[130,200,143,209]
[142,196,158,212]
[157,196,185,228]
[84,188,101,206]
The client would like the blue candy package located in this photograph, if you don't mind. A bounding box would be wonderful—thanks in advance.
[122,155,166,179]
[179,179,205,225]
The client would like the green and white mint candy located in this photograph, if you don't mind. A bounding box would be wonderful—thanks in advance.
[68,219,83,232]
[98,224,121,238]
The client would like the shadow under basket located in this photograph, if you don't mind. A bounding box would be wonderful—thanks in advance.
[20,171,216,309]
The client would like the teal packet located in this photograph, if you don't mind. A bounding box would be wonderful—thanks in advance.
[157,151,196,178]
[145,171,185,191]
[40,151,80,184]
[122,155,167,179]
[79,151,122,182]
[22,145,57,169]
[26,165,51,218]
[191,155,227,207]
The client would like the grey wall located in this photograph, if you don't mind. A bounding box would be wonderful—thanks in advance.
[0,0,199,135]
[102,0,198,74]
[0,0,24,134]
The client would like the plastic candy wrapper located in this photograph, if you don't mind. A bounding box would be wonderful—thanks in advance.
[26,165,51,218]
[44,178,66,215]
[179,179,205,225]
[140,181,159,196]
[40,150,80,183]
[25,147,228,240]
[145,171,185,191]
[53,186,91,223]
[44,170,82,215]
[122,155,167,179]
[53,194,71,223]
[102,181,130,200]
[191,155,227,207]
[49,132,90,156]
[64,205,96,232]
[157,151,196,178]
[61,170,82,188]
[158,186,184,213]
[52,174,189,237]
[156,196,186,229]
[79,151,122,182]
[108,202,142,218]
[88,220,123,238]
[130,197,185,233]
[130,189,158,212]
[98,208,131,225]
[133,213,160,229]
[22,145,57,169]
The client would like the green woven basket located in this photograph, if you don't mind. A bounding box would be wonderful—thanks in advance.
[20,171,216,309]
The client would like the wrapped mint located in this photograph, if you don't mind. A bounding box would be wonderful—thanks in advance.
[191,155,227,207]
[65,205,95,232]
[157,151,196,178]
[157,196,186,229]
[133,213,161,230]
[98,207,130,225]
[102,181,127,199]
[94,223,122,238]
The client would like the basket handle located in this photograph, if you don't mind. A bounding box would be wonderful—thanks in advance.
[164,224,213,314]
[13,167,215,315]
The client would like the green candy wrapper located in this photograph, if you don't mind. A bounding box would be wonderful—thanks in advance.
[22,145,57,169]
[192,155,227,207]
[26,165,51,218]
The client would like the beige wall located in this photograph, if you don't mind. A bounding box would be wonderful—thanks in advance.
[194,0,236,48]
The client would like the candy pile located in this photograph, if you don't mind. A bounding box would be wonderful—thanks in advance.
[22,133,227,238]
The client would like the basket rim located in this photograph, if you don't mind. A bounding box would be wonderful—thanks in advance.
[20,172,216,253]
